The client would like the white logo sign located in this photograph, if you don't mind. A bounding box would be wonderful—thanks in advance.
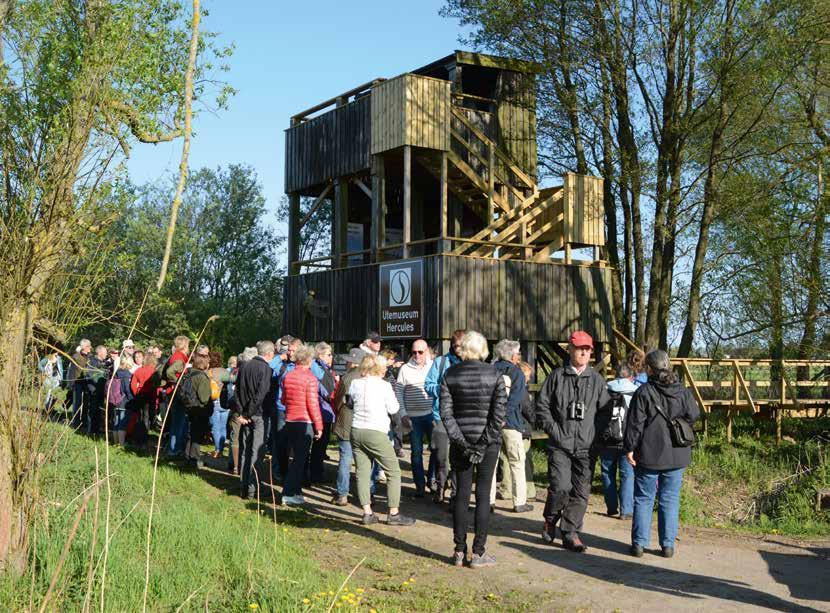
[389,267,412,307]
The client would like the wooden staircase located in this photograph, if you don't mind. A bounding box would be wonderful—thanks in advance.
[420,106,569,261]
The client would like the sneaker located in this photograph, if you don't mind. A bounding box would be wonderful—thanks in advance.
[606,509,619,517]
[630,544,644,557]
[452,550,466,567]
[283,495,305,506]
[513,504,534,513]
[386,513,416,526]
[662,546,675,558]
[362,513,379,525]
[469,552,497,569]
[562,535,587,553]
[330,494,349,506]
[542,520,557,544]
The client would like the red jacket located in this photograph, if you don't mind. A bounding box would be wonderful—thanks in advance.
[131,365,158,398]
[282,366,323,432]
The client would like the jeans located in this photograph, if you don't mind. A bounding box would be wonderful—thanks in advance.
[239,415,265,498]
[632,466,685,549]
[600,450,634,516]
[431,424,451,497]
[270,410,289,480]
[409,414,434,491]
[543,448,592,537]
[451,442,499,556]
[283,422,313,497]
[210,403,230,453]
[337,439,379,497]
[168,401,189,456]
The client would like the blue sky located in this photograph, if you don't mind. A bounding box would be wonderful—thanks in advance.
[127,0,469,231]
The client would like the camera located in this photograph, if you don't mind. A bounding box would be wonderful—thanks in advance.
[568,401,585,421]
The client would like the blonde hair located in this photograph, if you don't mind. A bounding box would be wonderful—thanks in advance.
[518,360,532,379]
[359,354,388,377]
[315,342,332,358]
[174,335,190,351]
[459,330,489,361]
[294,343,315,365]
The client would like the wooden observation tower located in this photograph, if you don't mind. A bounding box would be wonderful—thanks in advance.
[283,51,614,366]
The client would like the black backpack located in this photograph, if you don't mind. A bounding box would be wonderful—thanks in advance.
[599,390,631,444]
[177,370,204,411]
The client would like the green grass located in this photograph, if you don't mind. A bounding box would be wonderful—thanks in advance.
[531,415,830,537]
[1,423,549,612]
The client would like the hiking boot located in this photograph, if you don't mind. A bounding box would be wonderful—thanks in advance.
[562,535,587,553]
[630,544,644,557]
[513,504,534,513]
[541,520,557,544]
[662,546,675,558]
[330,494,349,506]
[606,509,619,517]
[387,513,416,527]
[452,550,466,567]
[469,552,497,569]
[362,513,379,525]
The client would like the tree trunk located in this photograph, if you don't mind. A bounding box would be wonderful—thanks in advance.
[798,157,827,361]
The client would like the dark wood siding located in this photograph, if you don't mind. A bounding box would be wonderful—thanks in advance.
[285,95,371,193]
[283,255,613,344]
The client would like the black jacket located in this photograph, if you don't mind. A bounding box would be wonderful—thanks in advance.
[536,364,611,455]
[440,360,507,450]
[623,379,700,470]
[519,390,534,439]
[492,359,527,432]
[235,356,273,418]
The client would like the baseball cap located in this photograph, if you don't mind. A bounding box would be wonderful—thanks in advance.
[367,331,381,343]
[342,348,367,364]
[569,331,594,348]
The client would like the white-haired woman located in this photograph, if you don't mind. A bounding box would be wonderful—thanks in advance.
[440,330,507,568]
[348,354,416,526]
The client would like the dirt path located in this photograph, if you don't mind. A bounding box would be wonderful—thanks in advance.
[207,453,829,612]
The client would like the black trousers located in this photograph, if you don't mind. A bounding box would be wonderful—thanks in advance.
[450,442,500,556]
[284,422,313,497]
[239,415,265,497]
[187,405,212,460]
[307,421,332,483]
[543,447,592,537]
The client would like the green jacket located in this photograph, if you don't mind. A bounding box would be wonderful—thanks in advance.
[332,367,361,441]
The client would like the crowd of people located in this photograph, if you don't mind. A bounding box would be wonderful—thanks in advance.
[48,328,699,568]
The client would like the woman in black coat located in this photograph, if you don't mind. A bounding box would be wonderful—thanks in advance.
[624,349,699,559]
[440,330,507,569]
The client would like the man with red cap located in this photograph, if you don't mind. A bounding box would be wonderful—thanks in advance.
[536,330,611,552]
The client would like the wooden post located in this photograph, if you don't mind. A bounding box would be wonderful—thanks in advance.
[333,179,348,268]
[439,151,448,253]
[777,360,786,444]
[728,365,738,442]
[371,155,386,262]
[403,145,411,259]
[288,192,300,275]
[487,142,495,221]
[564,243,572,264]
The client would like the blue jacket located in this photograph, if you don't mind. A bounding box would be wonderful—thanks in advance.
[492,359,527,431]
[310,359,336,423]
[269,357,295,413]
[424,353,461,421]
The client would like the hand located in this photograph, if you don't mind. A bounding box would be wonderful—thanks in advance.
[625,451,636,467]
[237,416,250,426]
[401,415,412,429]
[313,430,322,440]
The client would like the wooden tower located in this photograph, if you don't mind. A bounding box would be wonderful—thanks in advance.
[283,51,613,369]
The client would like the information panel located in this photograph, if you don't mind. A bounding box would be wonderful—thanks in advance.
[378,258,423,339]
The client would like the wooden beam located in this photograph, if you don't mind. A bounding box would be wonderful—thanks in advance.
[298,182,333,229]
[353,177,372,199]
[403,145,411,259]
[290,78,384,122]
[288,192,300,275]
[333,179,348,268]
[733,360,757,413]
[440,151,448,253]
[487,141,495,226]
[370,156,384,262]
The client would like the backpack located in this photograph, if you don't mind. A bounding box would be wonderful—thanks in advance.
[598,390,631,444]
[107,377,125,408]
[208,369,222,401]
[177,370,204,411]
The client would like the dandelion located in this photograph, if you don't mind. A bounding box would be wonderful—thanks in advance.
[370,609,378,613]
[329,591,335,596]
[409,577,416,582]
[283,527,288,532]
[356,588,364,594]
[248,605,259,610]
[324,528,330,533]
[302,598,310,604]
